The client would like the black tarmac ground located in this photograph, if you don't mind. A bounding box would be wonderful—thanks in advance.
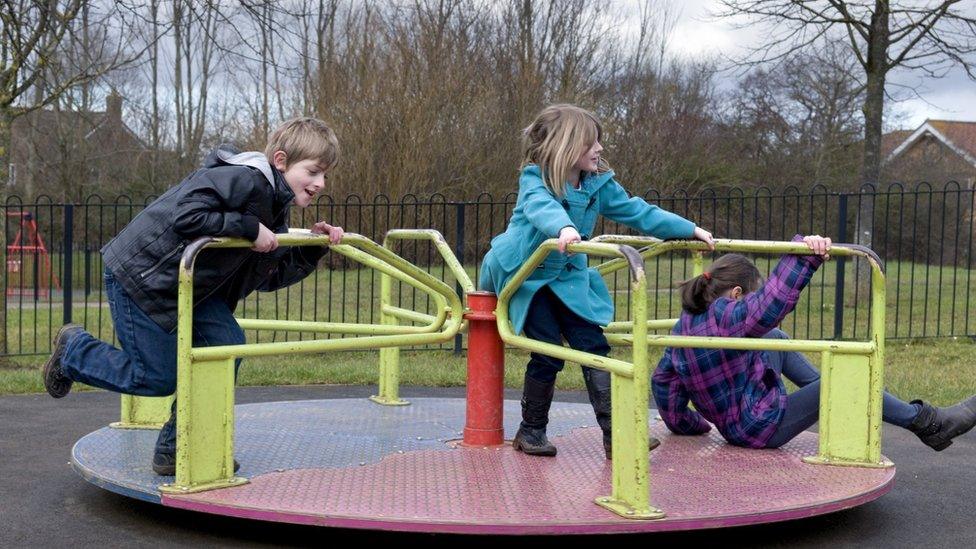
[2,385,974,548]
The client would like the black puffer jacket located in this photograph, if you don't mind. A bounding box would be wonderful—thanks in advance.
[102,145,328,332]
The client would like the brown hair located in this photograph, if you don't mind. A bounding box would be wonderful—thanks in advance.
[679,254,764,314]
[265,117,340,170]
[521,104,610,197]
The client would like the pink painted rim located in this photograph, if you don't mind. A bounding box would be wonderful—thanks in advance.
[162,475,894,535]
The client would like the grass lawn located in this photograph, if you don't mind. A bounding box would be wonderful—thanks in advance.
[3,338,974,407]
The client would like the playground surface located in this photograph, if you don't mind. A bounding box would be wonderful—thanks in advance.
[2,384,975,547]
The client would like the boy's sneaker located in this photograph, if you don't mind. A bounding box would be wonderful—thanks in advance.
[152,453,240,476]
[42,323,83,398]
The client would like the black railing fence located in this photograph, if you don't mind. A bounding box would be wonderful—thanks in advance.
[3,182,974,356]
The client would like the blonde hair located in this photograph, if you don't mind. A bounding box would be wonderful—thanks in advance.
[521,104,609,197]
[265,117,340,170]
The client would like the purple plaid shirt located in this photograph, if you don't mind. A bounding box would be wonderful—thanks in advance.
[651,238,824,448]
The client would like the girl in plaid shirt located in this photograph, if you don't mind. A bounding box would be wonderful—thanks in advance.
[652,236,976,450]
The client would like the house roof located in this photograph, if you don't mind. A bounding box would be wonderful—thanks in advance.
[881,129,913,158]
[883,119,976,168]
[928,120,976,159]
[11,104,148,151]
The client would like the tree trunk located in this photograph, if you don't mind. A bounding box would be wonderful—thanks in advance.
[81,2,91,112]
[173,0,184,164]
[261,3,270,142]
[190,6,213,156]
[852,0,890,306]
[150,0,160,187]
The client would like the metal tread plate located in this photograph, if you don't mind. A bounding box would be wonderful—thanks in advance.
[72,397,895,534]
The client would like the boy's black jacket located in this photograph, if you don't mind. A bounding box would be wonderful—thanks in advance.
[101,144,328,332]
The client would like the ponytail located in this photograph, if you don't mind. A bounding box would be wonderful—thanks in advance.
[678,254,763,315]
[680,274,713,315]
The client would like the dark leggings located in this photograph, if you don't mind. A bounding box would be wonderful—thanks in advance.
[521,285,610,384]
[763,329,920,448]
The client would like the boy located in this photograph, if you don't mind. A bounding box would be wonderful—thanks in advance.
[42,117,344,475]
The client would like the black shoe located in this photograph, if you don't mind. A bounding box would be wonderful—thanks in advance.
[513,375,557,457]
[513,425,557,456]
[583,367,661,459]
[604,436,661,460]
[151,453,241,476]
[42,324,83,398]
[909,397,976,451]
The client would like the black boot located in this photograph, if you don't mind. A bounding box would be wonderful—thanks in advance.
[583,367,660,460]
[151,452,240,476]
[42,324,83,398]
[513,375,557,457]
[908,397,976,451]
[152,400,241,476]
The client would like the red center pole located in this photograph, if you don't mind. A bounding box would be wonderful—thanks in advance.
[462,291,505,447]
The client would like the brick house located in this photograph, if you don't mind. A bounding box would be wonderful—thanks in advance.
[7,92,150,200]
[881,119,976,263]
[882,119,976,187]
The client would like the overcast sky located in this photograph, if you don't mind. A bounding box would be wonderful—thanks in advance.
[616,0,976,129]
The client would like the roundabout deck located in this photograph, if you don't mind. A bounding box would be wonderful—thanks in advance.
[71,397,896,535]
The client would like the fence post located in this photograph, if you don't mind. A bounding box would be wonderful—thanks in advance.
[84,246,91,296]
[454,203,465,355]
[33,248,39,302]
[834,194,847,340]
[63,204,73,325]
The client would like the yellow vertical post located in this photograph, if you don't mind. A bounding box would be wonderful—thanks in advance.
[867,263,887,460]
[371,269,409,406]
[803,260,890,468]
[159,253,247,494]
[111,394,175,429]
[691,251,704,276]
[595,262,664,519]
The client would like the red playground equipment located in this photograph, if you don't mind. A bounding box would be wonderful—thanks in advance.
[6,211,60,299]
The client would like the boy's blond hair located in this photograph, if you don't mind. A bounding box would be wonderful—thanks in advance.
[521,104,609,197]
[265,117,340,170]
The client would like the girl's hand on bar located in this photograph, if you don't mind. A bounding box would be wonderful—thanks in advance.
[803,235,832,260]
[693,226,715,251]
[558,226,582,255]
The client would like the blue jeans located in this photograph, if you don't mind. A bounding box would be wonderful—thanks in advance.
[522,285,610,384]
[762,329,920,448]
[62,268,244,455]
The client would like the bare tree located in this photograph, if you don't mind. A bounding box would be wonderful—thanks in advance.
[716,1,976,250]
[0,0,141,354]
[169,0,221,170]
[726,40,864,189]
[149,0,161,185]
[0,0,139,174]
[1,1,82,116]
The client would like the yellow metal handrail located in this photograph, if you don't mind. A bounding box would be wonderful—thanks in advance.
[495,236,890,519]
[154,232,465,495]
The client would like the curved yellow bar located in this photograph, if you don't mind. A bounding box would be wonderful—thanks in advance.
[495,235,890,520]
[160,232,465,495]
[495,238,661,520]
[375,229,475,405]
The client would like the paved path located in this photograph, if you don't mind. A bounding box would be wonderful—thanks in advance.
[2,385,974,547]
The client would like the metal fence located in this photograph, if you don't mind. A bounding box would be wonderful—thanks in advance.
[3,181,974,356]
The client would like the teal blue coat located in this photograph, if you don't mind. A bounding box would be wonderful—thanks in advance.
[479,165,696,335]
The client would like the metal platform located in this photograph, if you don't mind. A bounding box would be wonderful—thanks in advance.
[71,398,896,535]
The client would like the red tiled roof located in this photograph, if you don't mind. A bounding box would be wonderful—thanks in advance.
[881,130,913,158]
[883,119,976,165]
[926,119,976,159]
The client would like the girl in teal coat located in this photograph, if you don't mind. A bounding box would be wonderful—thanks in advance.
[480,104,715,458]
